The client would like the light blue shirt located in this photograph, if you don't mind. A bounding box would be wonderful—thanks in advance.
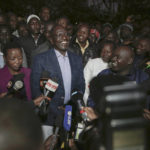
[55,50,72,104]
[0,52,4,69]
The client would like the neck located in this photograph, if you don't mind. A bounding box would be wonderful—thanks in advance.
[8,67,21,76]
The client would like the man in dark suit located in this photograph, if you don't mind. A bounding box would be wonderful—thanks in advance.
[31,25,85,135]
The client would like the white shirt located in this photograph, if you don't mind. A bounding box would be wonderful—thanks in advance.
[55,50,72,104]
[83,58,109,105]
[0,52,4,69]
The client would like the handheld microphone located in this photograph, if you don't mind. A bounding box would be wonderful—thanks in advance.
[45,78,59,98]
[6,73,24,96]
[71,90,88,123]
[63,105,72,131]
[40,71,50,93]
[49,112,64,150]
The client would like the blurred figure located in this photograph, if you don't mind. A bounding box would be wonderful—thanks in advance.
[0,97,43,150]
[0,13,7,25]
[7,12,19,37]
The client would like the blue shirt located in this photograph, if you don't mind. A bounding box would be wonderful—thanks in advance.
[55,50,72,104]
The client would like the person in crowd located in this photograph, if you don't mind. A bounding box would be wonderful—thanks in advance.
[0,13,7,25]
[104,30,119,44]
[98,45,149,84]
[0,97,43,150]
[39,6,51,25]
[31,21,54,57]
[7,12,19,37]
[31,24,85,135]
[133,36,150,72]
[18,14,46,67]
[101,23,113,40]
[83,40,116,104]
[89,28,100,45]
[0,42,31,100]
[0,24,27,68]
[118,23,134,46]
[56,16,69,29]
[70,23,98,66]
[17,21,29,38]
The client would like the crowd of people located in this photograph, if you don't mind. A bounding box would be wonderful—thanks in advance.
[0,5,150,150]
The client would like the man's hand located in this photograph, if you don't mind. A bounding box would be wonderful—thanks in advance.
[0,92,7,98]
[33,95,51,106]
[143,109,150,120]
[83,107,98,121]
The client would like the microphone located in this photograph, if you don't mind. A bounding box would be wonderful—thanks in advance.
[63,105,72,131]
[38,72,59,120]
[49,112,64,150]
[6,73,24,96]
[40,71,50,94]
[44,78,59,98]
[71,90,88,123]
[63,105,72,150]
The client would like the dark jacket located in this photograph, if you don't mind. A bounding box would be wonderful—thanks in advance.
[18,34,46,67]
[31,48,85,125]
[69,39,98,67]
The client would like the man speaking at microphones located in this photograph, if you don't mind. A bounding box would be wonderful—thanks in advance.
[31,24,85,139]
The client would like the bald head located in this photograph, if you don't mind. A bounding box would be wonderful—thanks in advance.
[0,98,43,150]
[111,45,134,75]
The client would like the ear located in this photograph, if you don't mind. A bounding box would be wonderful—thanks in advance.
[49,36,54,45]
[128,57,133,65]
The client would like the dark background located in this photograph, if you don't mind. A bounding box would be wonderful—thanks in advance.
[0,0,150,24]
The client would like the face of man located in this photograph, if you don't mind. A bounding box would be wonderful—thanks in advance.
[9,15,18,31]
[0,27,11,44]
[120,26,132,40]
[28,18,41,35]
[77,25,89,44]
[110,46,133,74]
[57,18,68,28]
[51,26,70,54]
[40,7,50,22]
[136,39,150,55]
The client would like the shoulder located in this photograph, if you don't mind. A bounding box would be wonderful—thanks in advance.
[98,68,111,76]
[21,67,31,76]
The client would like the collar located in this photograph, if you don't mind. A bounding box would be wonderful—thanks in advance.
[54,49,68,58]
[76,38,89,54]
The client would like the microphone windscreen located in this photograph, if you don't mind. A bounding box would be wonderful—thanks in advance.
[63,105,72,131]
[45,79,59,92]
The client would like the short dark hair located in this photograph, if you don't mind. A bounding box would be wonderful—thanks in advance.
[3,41,22,57]
[0,98,43,150]
[98,40,116,57]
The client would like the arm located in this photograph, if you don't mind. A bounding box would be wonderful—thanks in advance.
[83,60,93,105]
[31,55,43,99]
